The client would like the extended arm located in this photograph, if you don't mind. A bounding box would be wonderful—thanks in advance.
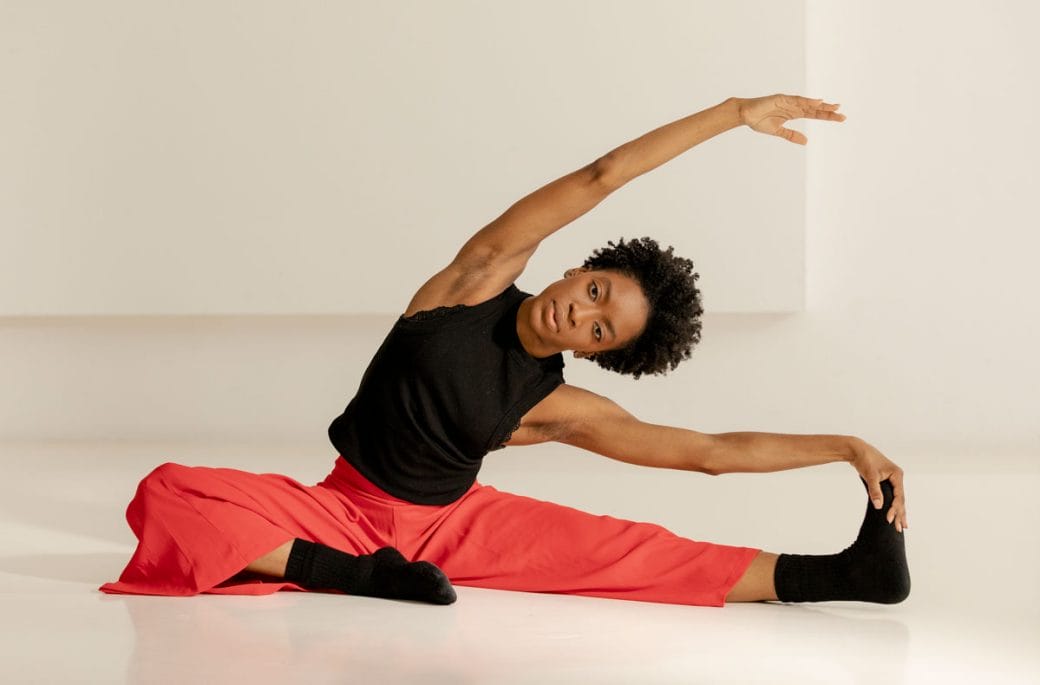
[595,97,743,189]
[455,97,746,276]
[457,94,842,278]
[708,432,855,474]
[539,384,855,476]
[600,94,845,187]
[534,384,905,530]
[564,418,854,476]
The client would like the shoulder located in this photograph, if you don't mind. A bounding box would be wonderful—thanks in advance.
[402,249,528,319]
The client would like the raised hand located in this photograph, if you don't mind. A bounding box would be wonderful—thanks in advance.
[737,94,846,145]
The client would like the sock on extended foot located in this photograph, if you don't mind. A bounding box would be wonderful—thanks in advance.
[283,539,457,605]
[773,478,911,604]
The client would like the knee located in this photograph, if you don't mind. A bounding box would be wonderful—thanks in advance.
[138,461,195,494]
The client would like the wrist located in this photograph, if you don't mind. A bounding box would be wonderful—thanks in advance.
[726,97,747,127]
[843,436,864,463]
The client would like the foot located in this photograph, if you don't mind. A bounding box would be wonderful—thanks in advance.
[841,479,911,603]
[371,547,457,605]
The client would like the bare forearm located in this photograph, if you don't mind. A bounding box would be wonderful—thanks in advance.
[707,432,855,475]
[598,98,743,188]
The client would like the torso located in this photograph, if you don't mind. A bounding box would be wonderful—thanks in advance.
[401,259,559,447]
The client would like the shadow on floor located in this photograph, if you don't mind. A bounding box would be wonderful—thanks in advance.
[0,552,131,584]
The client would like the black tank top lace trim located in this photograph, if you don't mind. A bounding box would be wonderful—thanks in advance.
[401,303,469,322]
[491,415,523,452]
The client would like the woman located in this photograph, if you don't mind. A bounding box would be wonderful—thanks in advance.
[100,94,910,607]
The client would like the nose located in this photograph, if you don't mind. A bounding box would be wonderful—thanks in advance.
[568,301,595,329]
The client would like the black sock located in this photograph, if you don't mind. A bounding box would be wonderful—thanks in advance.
[283,539,457,605]
[773,478,911,604]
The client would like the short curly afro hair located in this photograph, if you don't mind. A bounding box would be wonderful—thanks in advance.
[580,236,703,379]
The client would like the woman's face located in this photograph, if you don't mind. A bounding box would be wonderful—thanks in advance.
[519,267,651,358]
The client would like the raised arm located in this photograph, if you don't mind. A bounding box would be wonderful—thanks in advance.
[451,158,615,285]
[455,94,843,285]
[409,95,843,314]
[454,97,746,284]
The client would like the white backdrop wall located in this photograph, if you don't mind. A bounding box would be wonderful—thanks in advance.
[2,1,1038,467]
[1,0,804,316]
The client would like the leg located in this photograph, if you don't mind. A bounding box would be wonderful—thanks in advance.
[724,551,779,602]
[100,461,390,596]
[244,539,294,577]
[401,483,762,608]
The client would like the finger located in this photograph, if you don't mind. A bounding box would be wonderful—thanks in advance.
[891,470,907,521]
[777,127,807,145]
[819,110,847,122]
[892,505,906,527]
[806,101,845,121]
[800,97,833,116]
[887,503,904,527]
[868,476,883,510]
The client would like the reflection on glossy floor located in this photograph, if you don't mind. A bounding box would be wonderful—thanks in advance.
[1,442,1037,684]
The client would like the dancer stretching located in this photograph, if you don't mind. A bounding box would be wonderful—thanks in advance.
[101,94,910,607]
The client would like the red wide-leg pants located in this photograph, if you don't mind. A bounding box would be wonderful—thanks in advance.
[99,456,761,607]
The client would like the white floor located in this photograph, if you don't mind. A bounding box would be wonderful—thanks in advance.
[1,442,1037,684]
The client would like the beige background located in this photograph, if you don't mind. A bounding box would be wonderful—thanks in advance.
[1,0,804,316]
[2,0,1038,465]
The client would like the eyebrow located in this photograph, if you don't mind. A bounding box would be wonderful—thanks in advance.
[602,277,616,342]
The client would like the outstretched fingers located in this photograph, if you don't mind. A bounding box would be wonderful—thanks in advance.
[774,97,846,145]
[804,98,846,121]
[792,96,846,121]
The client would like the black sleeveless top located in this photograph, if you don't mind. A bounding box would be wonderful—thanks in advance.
[327,283,566,505]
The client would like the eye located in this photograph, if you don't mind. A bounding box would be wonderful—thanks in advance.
[590,282,599,300]
[593,322,602,341]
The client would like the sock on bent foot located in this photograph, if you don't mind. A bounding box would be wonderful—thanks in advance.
[283,539,457,605]
[773,478,911,604]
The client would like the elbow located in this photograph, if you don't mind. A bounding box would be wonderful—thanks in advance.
[678,451,718,476]
[697,434,724,476]
[698,461,720,477]
[678,434,719,476]
[592,154,623,191]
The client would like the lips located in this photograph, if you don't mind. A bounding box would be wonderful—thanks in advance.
[548,299,558,332]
